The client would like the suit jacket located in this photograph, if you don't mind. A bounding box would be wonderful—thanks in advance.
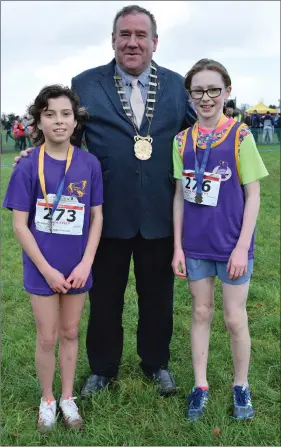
[71,59,196,239]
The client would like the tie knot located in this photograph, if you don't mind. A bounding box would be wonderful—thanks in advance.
[131,78,139,87]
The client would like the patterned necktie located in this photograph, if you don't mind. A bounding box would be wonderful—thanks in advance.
[130,78,145,129]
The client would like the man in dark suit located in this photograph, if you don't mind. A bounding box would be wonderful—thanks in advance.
[72,4,196,397]
[15,4,196,396]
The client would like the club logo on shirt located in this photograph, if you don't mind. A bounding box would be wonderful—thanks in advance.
[212,161,232,181]
[67,180,87,198]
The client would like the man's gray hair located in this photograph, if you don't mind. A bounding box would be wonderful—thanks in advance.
[112,4,158,38]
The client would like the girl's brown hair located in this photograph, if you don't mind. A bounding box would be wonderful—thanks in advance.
[27,84,88,146]
[185,58,232,91]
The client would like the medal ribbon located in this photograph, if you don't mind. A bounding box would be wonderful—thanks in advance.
[38,143,74,219]
[193,115,226,195]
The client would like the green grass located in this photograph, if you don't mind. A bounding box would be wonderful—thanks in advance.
[1,149,280,446]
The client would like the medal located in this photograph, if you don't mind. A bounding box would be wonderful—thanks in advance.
[38,144,74,233]
[114,63,158,160]
[134,136,153,160]
[193,115,226,204]
[195,193,203,204]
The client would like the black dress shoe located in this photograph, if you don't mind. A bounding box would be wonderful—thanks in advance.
[150,369,177,397]
[81,374,115,397]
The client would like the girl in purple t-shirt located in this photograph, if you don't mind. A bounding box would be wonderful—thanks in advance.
[3,85,103,432]
[172,60,268,422]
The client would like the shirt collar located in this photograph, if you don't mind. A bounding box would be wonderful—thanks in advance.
[116,64,150,87]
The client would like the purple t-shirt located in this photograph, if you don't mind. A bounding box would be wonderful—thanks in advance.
[3,146,103,295]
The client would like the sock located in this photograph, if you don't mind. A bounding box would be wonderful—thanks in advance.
[196,386,209,391]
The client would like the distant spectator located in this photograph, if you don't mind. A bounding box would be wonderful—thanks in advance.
[225,99,235,118]
[13,120,20,150]
[225,100,241,121]
[251,110,261,127]
[251,110,261,144]
[28,125,34,140]
[274,113,280,144]
[18,119,26,151]
[232,109,242,121]
[22,116,32,146]
[262,111,274,144]
[243,111,251,127]
[4,121,14,143]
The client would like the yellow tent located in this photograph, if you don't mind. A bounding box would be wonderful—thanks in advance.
[246,103,278,114]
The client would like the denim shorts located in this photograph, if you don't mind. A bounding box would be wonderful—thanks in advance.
[186,258,254,285]
[30,287,90,297]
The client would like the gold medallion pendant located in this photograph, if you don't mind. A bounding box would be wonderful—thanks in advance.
[134,135,153,160]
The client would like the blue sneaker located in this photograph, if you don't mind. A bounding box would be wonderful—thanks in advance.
[233,385,254,420]
[186,387,209,421]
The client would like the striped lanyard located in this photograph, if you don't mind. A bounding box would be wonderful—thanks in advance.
[38,144,74,228]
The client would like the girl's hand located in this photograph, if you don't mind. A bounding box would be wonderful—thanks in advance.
[66,261,91,289]
[172,248,187,279]
[227,246,248,280]
[44,267,71,294]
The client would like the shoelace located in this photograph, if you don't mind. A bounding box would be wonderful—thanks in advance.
[188,388,205,409]
[60,397,79,420]
[234,386,250,406]
[40,401,56,423]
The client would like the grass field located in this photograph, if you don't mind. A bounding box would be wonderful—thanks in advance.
[1,142,280,446]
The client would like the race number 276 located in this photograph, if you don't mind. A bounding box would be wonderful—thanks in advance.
[185,177,211,192]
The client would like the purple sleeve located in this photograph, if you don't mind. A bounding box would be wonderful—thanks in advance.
[90,156,103,207]
[2,162,32,212]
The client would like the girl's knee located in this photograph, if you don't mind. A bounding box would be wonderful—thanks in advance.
[38,333,57,352]
[59,326,79,342]
[193,302,214,323]
[224,310,247,334]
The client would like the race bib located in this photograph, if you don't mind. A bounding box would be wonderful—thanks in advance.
[35,194,85,235]
[182,170,221,206]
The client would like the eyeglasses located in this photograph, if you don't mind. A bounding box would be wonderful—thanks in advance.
[189,88,223,100]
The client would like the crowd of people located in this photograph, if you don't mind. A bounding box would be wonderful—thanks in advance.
[222,101,280,145]
[3,116,33,150]
[2,3,272,435]
[243,110,280,145]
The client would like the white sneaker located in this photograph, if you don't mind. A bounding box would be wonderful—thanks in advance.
[59,397,83,429]
[37,398,57,433]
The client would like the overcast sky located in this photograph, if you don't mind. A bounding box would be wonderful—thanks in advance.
[1,0,280,116]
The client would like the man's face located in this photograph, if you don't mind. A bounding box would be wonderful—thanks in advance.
[112,13,158,75]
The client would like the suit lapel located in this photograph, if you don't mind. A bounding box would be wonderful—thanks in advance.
[99,60,128,120]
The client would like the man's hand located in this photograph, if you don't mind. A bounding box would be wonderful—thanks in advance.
[13,147,35,167]
[172,247,187,279]
[66,260,92,289]
[227,246,248,280]
[44,266,72,294]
